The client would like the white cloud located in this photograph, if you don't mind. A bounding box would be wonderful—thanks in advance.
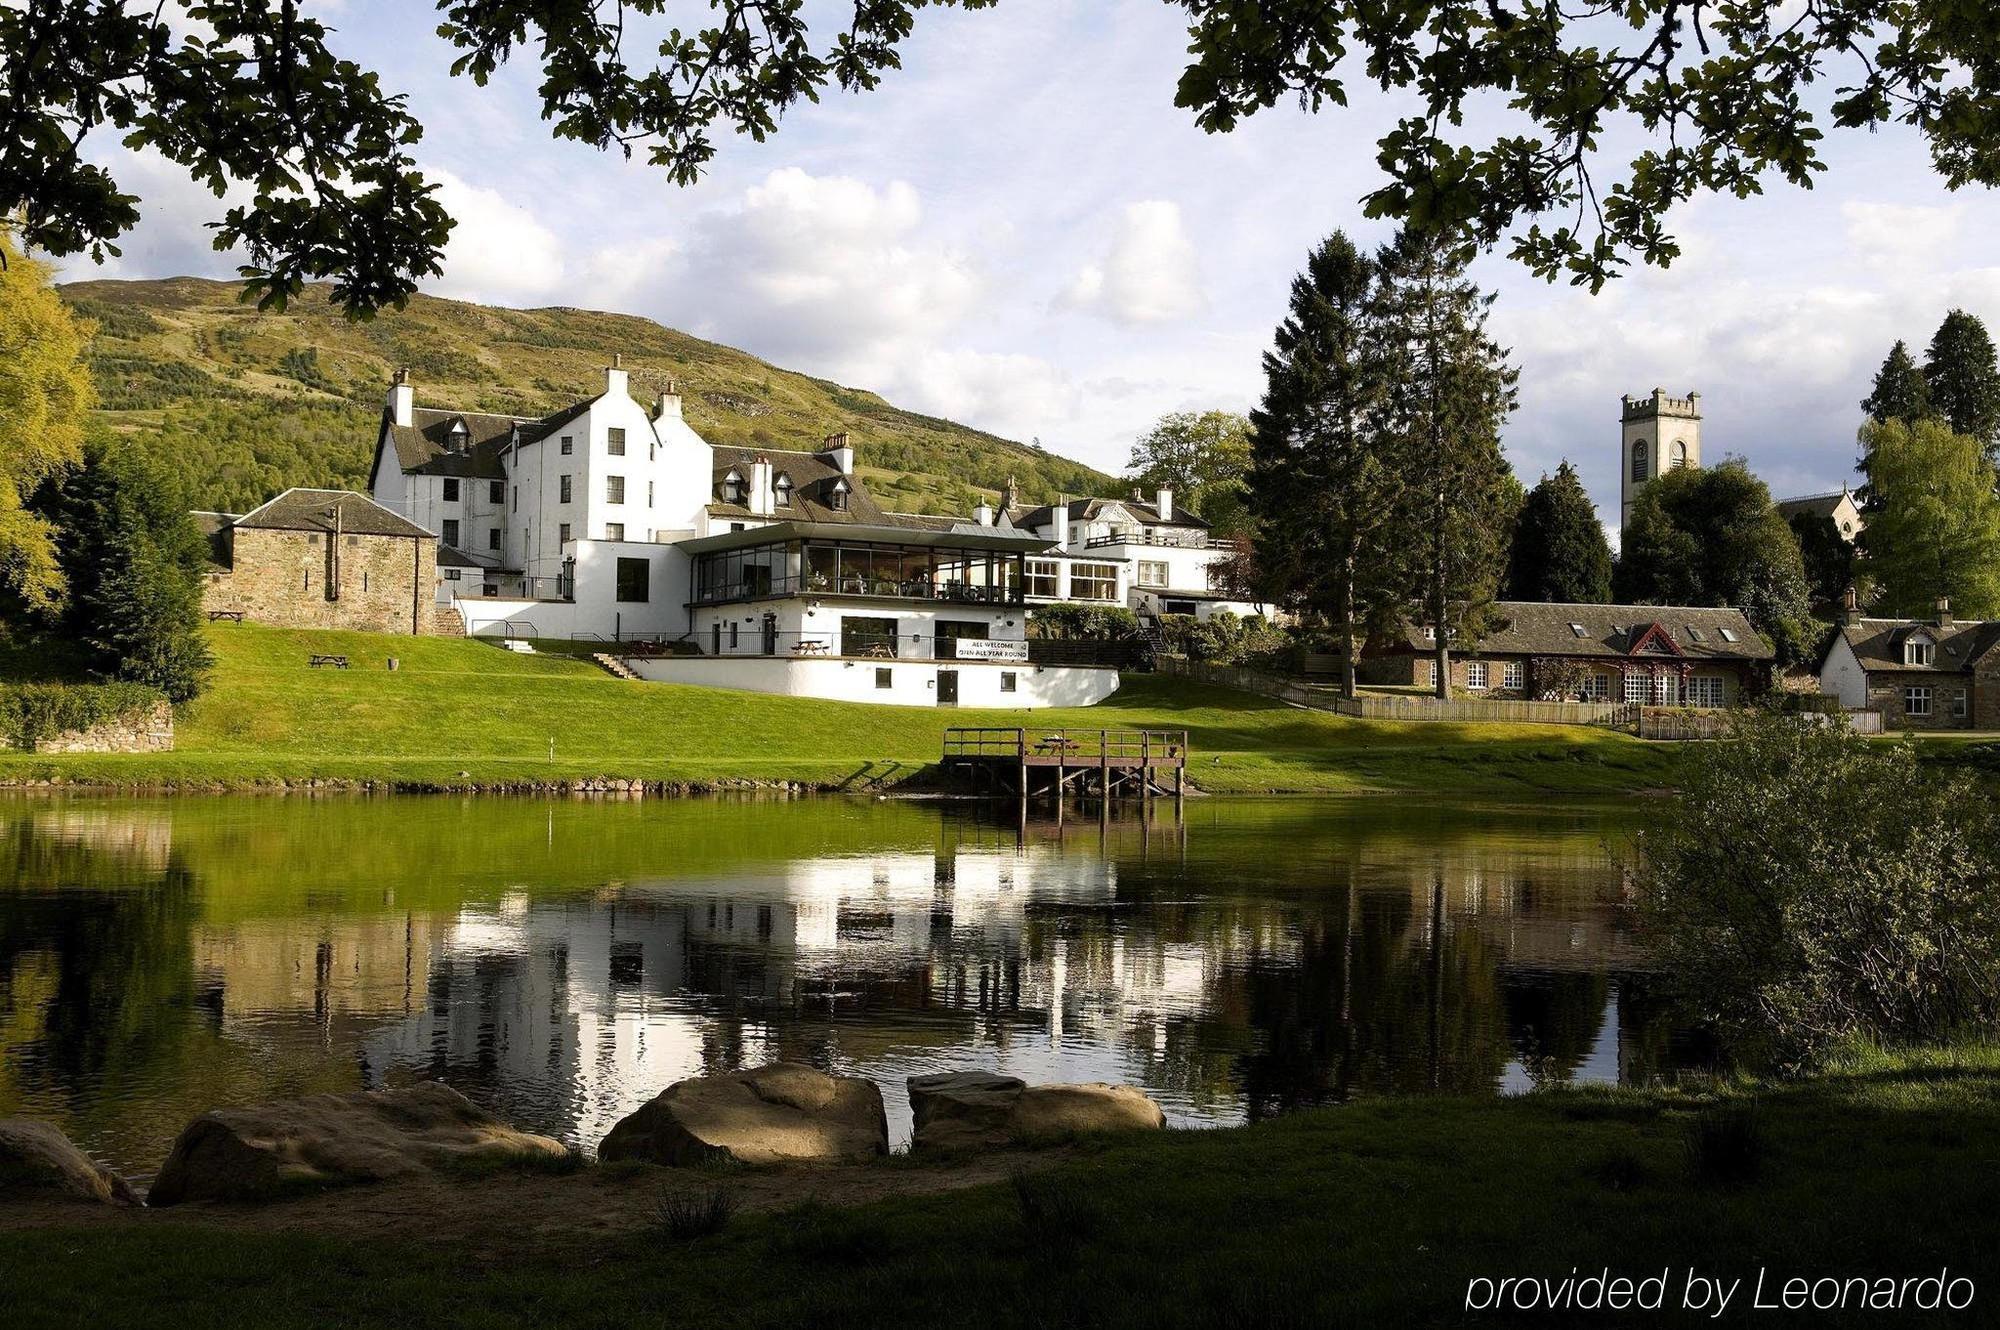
[1058,200,1204,325]
[426,168,568,306]
[1842,201,1964,270]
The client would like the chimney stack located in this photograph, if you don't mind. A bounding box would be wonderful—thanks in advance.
[388,367,414,428]
[1051,502,1070,548]
[1001,475,1019,513]
[1937,596,1954,630]
[654,378,683,421]
[1837,586,1858,628]
[821,432,854,475]
[1156,486,1175,522]
[605,353,629,399]
[974,499,994,527]
[748,455,775,517]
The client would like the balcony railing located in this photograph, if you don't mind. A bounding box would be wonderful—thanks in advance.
[693,574,1023,607]
[1081,531,1237,551]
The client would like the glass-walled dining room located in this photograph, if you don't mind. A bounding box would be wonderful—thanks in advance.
[692,537,1027,607]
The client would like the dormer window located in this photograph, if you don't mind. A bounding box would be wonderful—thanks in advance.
[774,473,793,508]
[1905,633,1935,666]
[721,469,746,504]
[448,420,469,452]
[828,478,851,512]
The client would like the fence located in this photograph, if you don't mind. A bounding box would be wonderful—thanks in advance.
[1158,655,1635,727]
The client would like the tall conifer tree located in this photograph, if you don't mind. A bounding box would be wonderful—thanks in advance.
[1247,232,1399,697]
[1923,310,2000,462]
[1506,463,1611,603]
[1371,231,1519,699]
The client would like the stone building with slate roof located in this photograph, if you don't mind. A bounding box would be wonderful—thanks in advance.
[1817,597,2000,729]
[1374,602,1773,706]
[200,489,442,635]
[363,364,1117,707]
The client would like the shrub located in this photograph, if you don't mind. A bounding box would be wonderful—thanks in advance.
[1156,611,1289,665]
[1027,604,1138,641]
[1634,712,2000,1067]
[0,682,167,750]
[652,1185,737,1240]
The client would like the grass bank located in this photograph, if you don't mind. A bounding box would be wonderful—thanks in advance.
[3,1046,1994,1327]
[0,623,1678,795]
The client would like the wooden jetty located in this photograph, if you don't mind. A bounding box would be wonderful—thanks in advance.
[942,728,1188,804]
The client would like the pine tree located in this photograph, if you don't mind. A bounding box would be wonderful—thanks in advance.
[1857,339,1932,506]
[0,232,94,616]
[1505,462,1611,603]
[1247,232,1401,698]
[1371,230,1519,699]
[43,434,214,701]
[1855,418,2000,620]
[1923,310,2000,462]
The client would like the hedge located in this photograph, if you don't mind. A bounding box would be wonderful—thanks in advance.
[0,683,169,751]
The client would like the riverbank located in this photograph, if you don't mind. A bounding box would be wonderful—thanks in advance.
[3,1045,1993,1326]
[0,624,1677,796]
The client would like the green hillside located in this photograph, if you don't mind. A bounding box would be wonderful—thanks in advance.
[58,277,1117,517]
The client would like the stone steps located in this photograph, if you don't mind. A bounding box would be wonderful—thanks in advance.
[591,652,639,681]
[431,605,466,637]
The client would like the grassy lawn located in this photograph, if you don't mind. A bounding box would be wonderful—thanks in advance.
[2,1046,1993,1327]
[0,623,1680,795]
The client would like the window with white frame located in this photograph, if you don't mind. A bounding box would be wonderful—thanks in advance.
[605,475,625,504]
[1654,673,1680,705]
[559,474,573,504]
[1581,672,1611,701]
[607,427,626,456]
[1502,660,1523,691]
[1687,676,1725,708]
[1952,690,1968,718]
[1069,562,1118,602]
[1905,686,1933,717]
[1466,660,1489,690]
[604,522,625,541]
[1623,671,1650,703]
[1024,559,1059,598]
[775,474,793,507]
[1138,560,1168,588]
[1904,635,1935,666]
[1421,659,1437,688]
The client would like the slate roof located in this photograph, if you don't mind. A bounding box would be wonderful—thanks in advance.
[1776,491,1854,522]
[380,407,528,480]
[1006,495,1209,533]
[233,488,435,540]
[1827,617,2000,674]
[707,446,891,525]
[1387,602,1774,662]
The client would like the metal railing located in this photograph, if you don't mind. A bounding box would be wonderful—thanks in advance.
[693,575,1023,607]
[1081,532,1237,551]
[684,627,1033,662]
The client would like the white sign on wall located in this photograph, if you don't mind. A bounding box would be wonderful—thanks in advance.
[952,639,1029,662]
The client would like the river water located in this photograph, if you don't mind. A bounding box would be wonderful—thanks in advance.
[0,794,1706,1180]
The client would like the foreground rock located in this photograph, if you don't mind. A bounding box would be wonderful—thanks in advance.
[0,1119,138,1206]
[148,1083,569,1205]
[599,1062,888,1167]
[908,1072,1166,1150]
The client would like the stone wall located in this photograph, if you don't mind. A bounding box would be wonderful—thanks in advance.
[1863,669,1972,730]
[0,702,174,754]
[206,528,435,635]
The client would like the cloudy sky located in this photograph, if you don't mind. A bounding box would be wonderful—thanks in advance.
[67,1,2000,535]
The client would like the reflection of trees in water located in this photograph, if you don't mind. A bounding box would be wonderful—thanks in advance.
[1502,970,1611,1089]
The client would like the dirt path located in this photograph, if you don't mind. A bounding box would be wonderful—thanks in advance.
[0,1149,1065,1246]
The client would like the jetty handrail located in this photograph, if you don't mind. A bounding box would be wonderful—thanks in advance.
[942,727,1189,762]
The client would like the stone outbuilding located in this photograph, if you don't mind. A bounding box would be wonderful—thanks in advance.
[1373,601,1774,706]
[200,488,444,635]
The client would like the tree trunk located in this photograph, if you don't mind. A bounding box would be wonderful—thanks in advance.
[1339,545,1359,699]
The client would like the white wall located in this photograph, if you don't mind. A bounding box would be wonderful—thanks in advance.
[1819,635,1868,708]
[625,655,1120,708]
[456,539,689,640]
[689,598,1027,658]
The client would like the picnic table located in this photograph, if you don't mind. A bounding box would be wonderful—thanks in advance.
[308,654,350,669]
[206,609,245,623]
[791,640,830,655]
[861,642,895,658]
[1034,735,1083,756]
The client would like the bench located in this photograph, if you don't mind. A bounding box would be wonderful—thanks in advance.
[308,654,350,669]
[791,640,830,656]
[206,609,245,623]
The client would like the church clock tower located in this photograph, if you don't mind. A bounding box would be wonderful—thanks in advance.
[1620,388,1702,537]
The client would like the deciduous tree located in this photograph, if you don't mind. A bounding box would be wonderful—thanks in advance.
[1613,461,1815,664]
[10,3,1999,313]
[1505,463,1611,604]
[1855,418,2000,621]
[0,233,92,615]
[1126,411,1251,535]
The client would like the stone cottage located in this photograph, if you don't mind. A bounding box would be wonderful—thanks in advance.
[1373,602,1774,706]
[199,488,444,635]
[1817,597,2000,730]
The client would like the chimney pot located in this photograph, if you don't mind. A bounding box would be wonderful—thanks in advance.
[1937,596,1954,629]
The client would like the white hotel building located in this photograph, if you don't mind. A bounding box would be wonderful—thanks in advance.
[367,364,1252,706]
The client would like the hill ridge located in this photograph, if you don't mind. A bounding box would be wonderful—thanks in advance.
[60,277,1116,517]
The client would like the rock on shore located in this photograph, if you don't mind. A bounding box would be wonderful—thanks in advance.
[0,1119,139,1206]
[908,1071,1166,1150]
[148,1083,570,1205]
[599,1062,889,1167]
